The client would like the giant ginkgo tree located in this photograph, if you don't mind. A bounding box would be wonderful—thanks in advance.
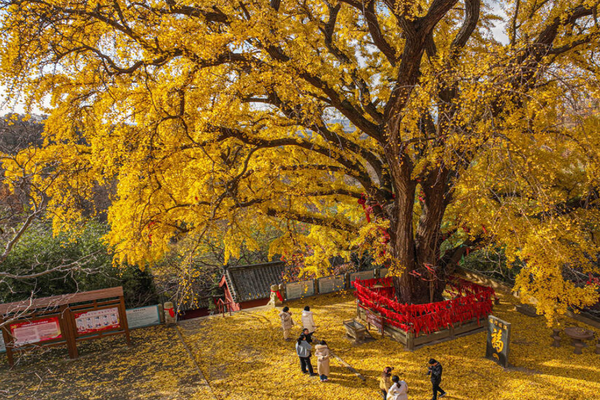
[1,0,600,317]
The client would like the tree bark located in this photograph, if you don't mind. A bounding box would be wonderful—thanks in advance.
[389,169,450,304]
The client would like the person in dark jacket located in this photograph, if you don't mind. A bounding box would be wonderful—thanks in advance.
[426,358,446,399]
[296,334,317,376]
[302,328,313,343]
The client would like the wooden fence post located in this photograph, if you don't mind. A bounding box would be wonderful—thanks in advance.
[1,318,14,367]
[118,295,132,346]
[407,331,415,351]
[61,305,79,359]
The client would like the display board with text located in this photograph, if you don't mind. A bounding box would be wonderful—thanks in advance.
[349,270,375,283]
[485,315,511,368]
[10,317,62,346]
[318,275,346,294]
[126,305,161,329]
[0,287,131,366]
[75,308,120,335]
[285,280,315,300]
[0,303,161,355]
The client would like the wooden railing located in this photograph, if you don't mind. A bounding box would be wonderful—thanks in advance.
[216,298,232,317]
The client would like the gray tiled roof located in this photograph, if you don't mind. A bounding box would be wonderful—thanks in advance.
[224,261,286,303]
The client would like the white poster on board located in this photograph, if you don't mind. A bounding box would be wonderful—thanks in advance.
[318,276,345,294]
[126,305,161,329]
[0,335,5,353]
[74,308,120,335]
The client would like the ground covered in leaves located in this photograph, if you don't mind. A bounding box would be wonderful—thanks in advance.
[181,292,600,400]
[0,325,212,399]
[1,292,599,399]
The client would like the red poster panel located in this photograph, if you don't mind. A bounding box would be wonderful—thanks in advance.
[10,317,62,346]
[74,307,120,335]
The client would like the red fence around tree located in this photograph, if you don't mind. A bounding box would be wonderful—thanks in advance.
[352,276,495,336]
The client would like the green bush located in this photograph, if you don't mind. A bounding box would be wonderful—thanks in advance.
[460,246,522,285]
[0,220,158,308]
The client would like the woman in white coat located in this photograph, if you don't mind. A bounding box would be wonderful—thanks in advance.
[301,306,317,334]
[387,375,408,400]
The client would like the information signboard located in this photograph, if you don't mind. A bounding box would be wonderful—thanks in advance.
[318,276,345,294]
[74,307,120,335]
[285,280,315,300]
[0,287,131,367]
[350,270,375,284]
[126,305,161,329]
[10,317,62,346]
[485,315,511,368]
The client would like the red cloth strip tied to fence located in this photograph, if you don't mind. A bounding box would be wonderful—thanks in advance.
[352,276,495,336]
[271,289,283,302]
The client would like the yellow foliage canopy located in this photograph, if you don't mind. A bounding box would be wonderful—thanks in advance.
[1,0,599,315]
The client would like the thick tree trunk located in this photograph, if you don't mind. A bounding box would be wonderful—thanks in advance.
[387,160,450,304]
[381,15,455,305]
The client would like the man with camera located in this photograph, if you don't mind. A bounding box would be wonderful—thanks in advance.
[426,358,447,399]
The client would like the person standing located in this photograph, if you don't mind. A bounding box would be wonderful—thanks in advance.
[426,359,446,399]
[302,328,313,343]
[296,334,317,376]
[301,305,317,335]
[279,307,294,341]
[314,340,330,382]
[379,366,394,399]
[387,375,408,400]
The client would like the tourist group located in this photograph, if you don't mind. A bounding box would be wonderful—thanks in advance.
[279,306,448,400]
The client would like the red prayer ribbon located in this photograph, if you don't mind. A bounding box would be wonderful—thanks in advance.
[352,276,495,335]
[271,289,284,302]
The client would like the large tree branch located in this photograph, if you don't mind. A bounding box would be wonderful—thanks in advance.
[319,2,351,64]
[509,0,521,46]
[364,0,398,67]
[420,0,460,35]
[0,207,42,264]
[265,208,357,232]
[534,5,595,51]
[301,189,363,199]
[210,125,377,192]
[297,71,384,142]
[266,91,387,182]
[246,25,384,143]
[450,0,480,53]
[549,32,600,55]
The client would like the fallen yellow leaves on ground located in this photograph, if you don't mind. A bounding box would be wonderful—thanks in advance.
[181,292,600,400]
[1,292,598,399]
[0,325,213,399]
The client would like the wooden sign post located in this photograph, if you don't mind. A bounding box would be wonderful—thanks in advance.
[485,315,511,368]
[0,287,131,367]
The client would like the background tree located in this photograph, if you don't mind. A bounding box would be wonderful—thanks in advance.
[0,114,46,264]
[152,223,281,312]
[1,220,158,308]
[0,115,157,332]
[1,0,599,318]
